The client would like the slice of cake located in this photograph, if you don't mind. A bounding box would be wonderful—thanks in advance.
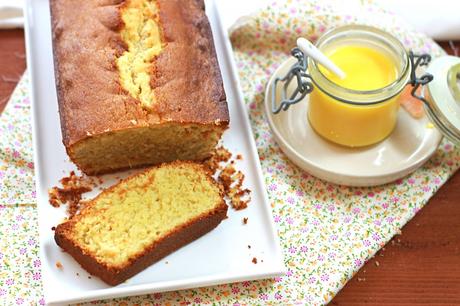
[54,162,227,285]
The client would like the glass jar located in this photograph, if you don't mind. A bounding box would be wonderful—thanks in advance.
[271,25,460,147]
[307,25,410,147]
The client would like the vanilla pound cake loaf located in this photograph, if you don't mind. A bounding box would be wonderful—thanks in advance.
[55,162,228,285]
[50,0,229,175]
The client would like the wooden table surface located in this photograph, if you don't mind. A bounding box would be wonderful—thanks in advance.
[1,30,459,305]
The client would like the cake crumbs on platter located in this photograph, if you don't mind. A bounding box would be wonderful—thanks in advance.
[204,146,252,210]
[55,261,63,269]
[219,165,251,210]
[48,171,95,217]
[252,257,258,264]
[243,217,248,225]
[203,146,232,171]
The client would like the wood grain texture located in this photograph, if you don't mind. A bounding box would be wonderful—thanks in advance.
[331,174,460,305]
[331,40,460,306]
[0,29,26,113]
[0,30,459,305]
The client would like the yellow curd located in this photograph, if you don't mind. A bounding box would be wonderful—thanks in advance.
[308,45,400,147]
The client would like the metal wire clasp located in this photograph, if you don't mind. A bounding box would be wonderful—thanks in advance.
[408,51,433,103]
[271,50,434,115]
[271,48,314,114]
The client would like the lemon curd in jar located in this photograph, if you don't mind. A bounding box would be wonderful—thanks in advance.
[307,26,411,148]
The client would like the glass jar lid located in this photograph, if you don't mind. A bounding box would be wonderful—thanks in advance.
[425,56,460,144]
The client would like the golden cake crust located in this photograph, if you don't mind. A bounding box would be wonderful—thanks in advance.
[55,205,227,285]
[50,0,229,149]
[54,162,228,285]
[55,207,227,285]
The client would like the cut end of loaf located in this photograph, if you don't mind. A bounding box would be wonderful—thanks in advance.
[69,123,226,175]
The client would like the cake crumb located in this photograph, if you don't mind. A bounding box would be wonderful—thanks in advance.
[375,261,380,267]
[55,261,63,269]
[219,165,251,210]
[236,154,243,160]
[76,273,79,276]
[204,147,252,210]
[51,226,56,231]
[88,276,92,279]
[203,146,232,171]
[243,217,248,225]
[48,171,94,217]
[248,245,251,249]
[252,257,258,264]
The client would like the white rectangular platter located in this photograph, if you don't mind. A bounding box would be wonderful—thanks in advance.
[24,0,285,304]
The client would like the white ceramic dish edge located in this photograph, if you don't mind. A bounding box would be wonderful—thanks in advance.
[264,57,443,187]
[24,0,285,304]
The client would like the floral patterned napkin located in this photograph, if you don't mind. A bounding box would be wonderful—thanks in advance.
[0,74,35,205]
[1,0,459,305]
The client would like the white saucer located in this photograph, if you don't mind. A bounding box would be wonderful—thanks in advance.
[264,58,443,187]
